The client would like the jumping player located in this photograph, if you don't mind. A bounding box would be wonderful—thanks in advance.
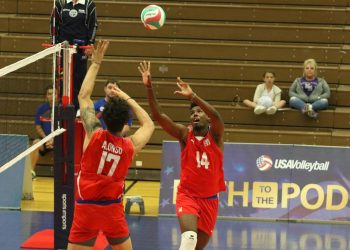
[67,41,154,250]
[139,61,226,250]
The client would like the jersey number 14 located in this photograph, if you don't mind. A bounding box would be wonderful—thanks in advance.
[196,151,210,169]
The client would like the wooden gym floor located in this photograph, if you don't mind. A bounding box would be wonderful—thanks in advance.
[21,178,160,215]
[0,177,346,249]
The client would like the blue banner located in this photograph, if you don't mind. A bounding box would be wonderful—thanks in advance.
[159,142,350,222]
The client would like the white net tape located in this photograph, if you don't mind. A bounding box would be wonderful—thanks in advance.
[0,42,72,174]
[0,44,62,78]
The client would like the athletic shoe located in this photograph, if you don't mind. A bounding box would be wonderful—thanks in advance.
[307,103,313,112]
[307,110,319,119]
[254,105,267,115]
[301,104,311,115]
[266,106,277,115]
[307,104,315,117]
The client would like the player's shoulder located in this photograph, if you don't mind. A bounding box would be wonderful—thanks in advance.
[90,127,104,139]
[37,102,50,113]
[94,98,105,105]
[94,99,105,110]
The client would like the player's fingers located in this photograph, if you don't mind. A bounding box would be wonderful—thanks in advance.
[97,40,102,50]
[176,82,183,89]
[101,40,109,53]
[139,62,146,71]
[142,60,148,70]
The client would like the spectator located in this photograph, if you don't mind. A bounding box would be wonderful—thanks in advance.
[243,72,286,115]
[94,79,133,135]
[30,86,54,179]
[289,58,330,118]
[50,0,98,110]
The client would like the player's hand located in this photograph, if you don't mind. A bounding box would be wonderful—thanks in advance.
[91,40,109,65]
[110,86,130,101]
[138,61,152,88]
[174,77,194,99]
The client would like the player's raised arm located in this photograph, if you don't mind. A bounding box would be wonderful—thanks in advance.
[175,77,225,147]
[79,40,109,140]
[138,61,187,142]
[109,86,154,156]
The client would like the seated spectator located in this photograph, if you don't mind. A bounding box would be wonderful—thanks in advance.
[289,58,330,119]
[243,71,286,115]
[30,86,54,179]
[94,79,132,135]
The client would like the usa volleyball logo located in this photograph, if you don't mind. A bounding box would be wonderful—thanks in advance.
[256,155,273,171]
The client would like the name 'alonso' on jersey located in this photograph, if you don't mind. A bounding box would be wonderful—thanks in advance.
[178,126,226,198]
[77,129,134,201]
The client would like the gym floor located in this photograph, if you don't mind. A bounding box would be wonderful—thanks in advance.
[1,177,349,250]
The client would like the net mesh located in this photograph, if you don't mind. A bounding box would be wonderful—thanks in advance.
[0,45,61,141]
[0,44,65,174]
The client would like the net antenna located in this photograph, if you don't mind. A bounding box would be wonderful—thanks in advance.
[62,41,76,108]
[51,0,57,133]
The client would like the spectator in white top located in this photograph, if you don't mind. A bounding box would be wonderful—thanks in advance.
[243,72,286,115]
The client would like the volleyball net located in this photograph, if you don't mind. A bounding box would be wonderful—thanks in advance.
[0,42,77,205]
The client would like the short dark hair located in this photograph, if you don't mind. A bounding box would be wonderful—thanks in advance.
[105,79,120,88]
[102,97,130,133]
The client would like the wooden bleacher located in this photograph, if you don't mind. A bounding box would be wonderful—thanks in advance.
[0,0,350,179]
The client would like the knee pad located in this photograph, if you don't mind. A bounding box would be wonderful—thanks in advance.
[179,231,197,250]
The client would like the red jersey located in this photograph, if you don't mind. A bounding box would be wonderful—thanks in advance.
[178,126,226,198]
[77,129,134,201]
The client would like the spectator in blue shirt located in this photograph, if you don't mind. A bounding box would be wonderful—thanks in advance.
[30,86,54,179]
[94,79,133,135]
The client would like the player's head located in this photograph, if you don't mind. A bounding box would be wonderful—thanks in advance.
[189,102,210,131]
[45,85,54,105]
[102,97,130,134]
[104,79,120,99]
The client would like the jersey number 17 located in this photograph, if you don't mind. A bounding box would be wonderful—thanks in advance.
[97,150,121,176]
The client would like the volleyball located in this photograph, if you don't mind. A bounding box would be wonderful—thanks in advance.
[140,5,166,30]
[256,155,273,171]
[257,96,273,108]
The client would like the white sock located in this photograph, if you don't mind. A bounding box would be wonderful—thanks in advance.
[179,231,197,250]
